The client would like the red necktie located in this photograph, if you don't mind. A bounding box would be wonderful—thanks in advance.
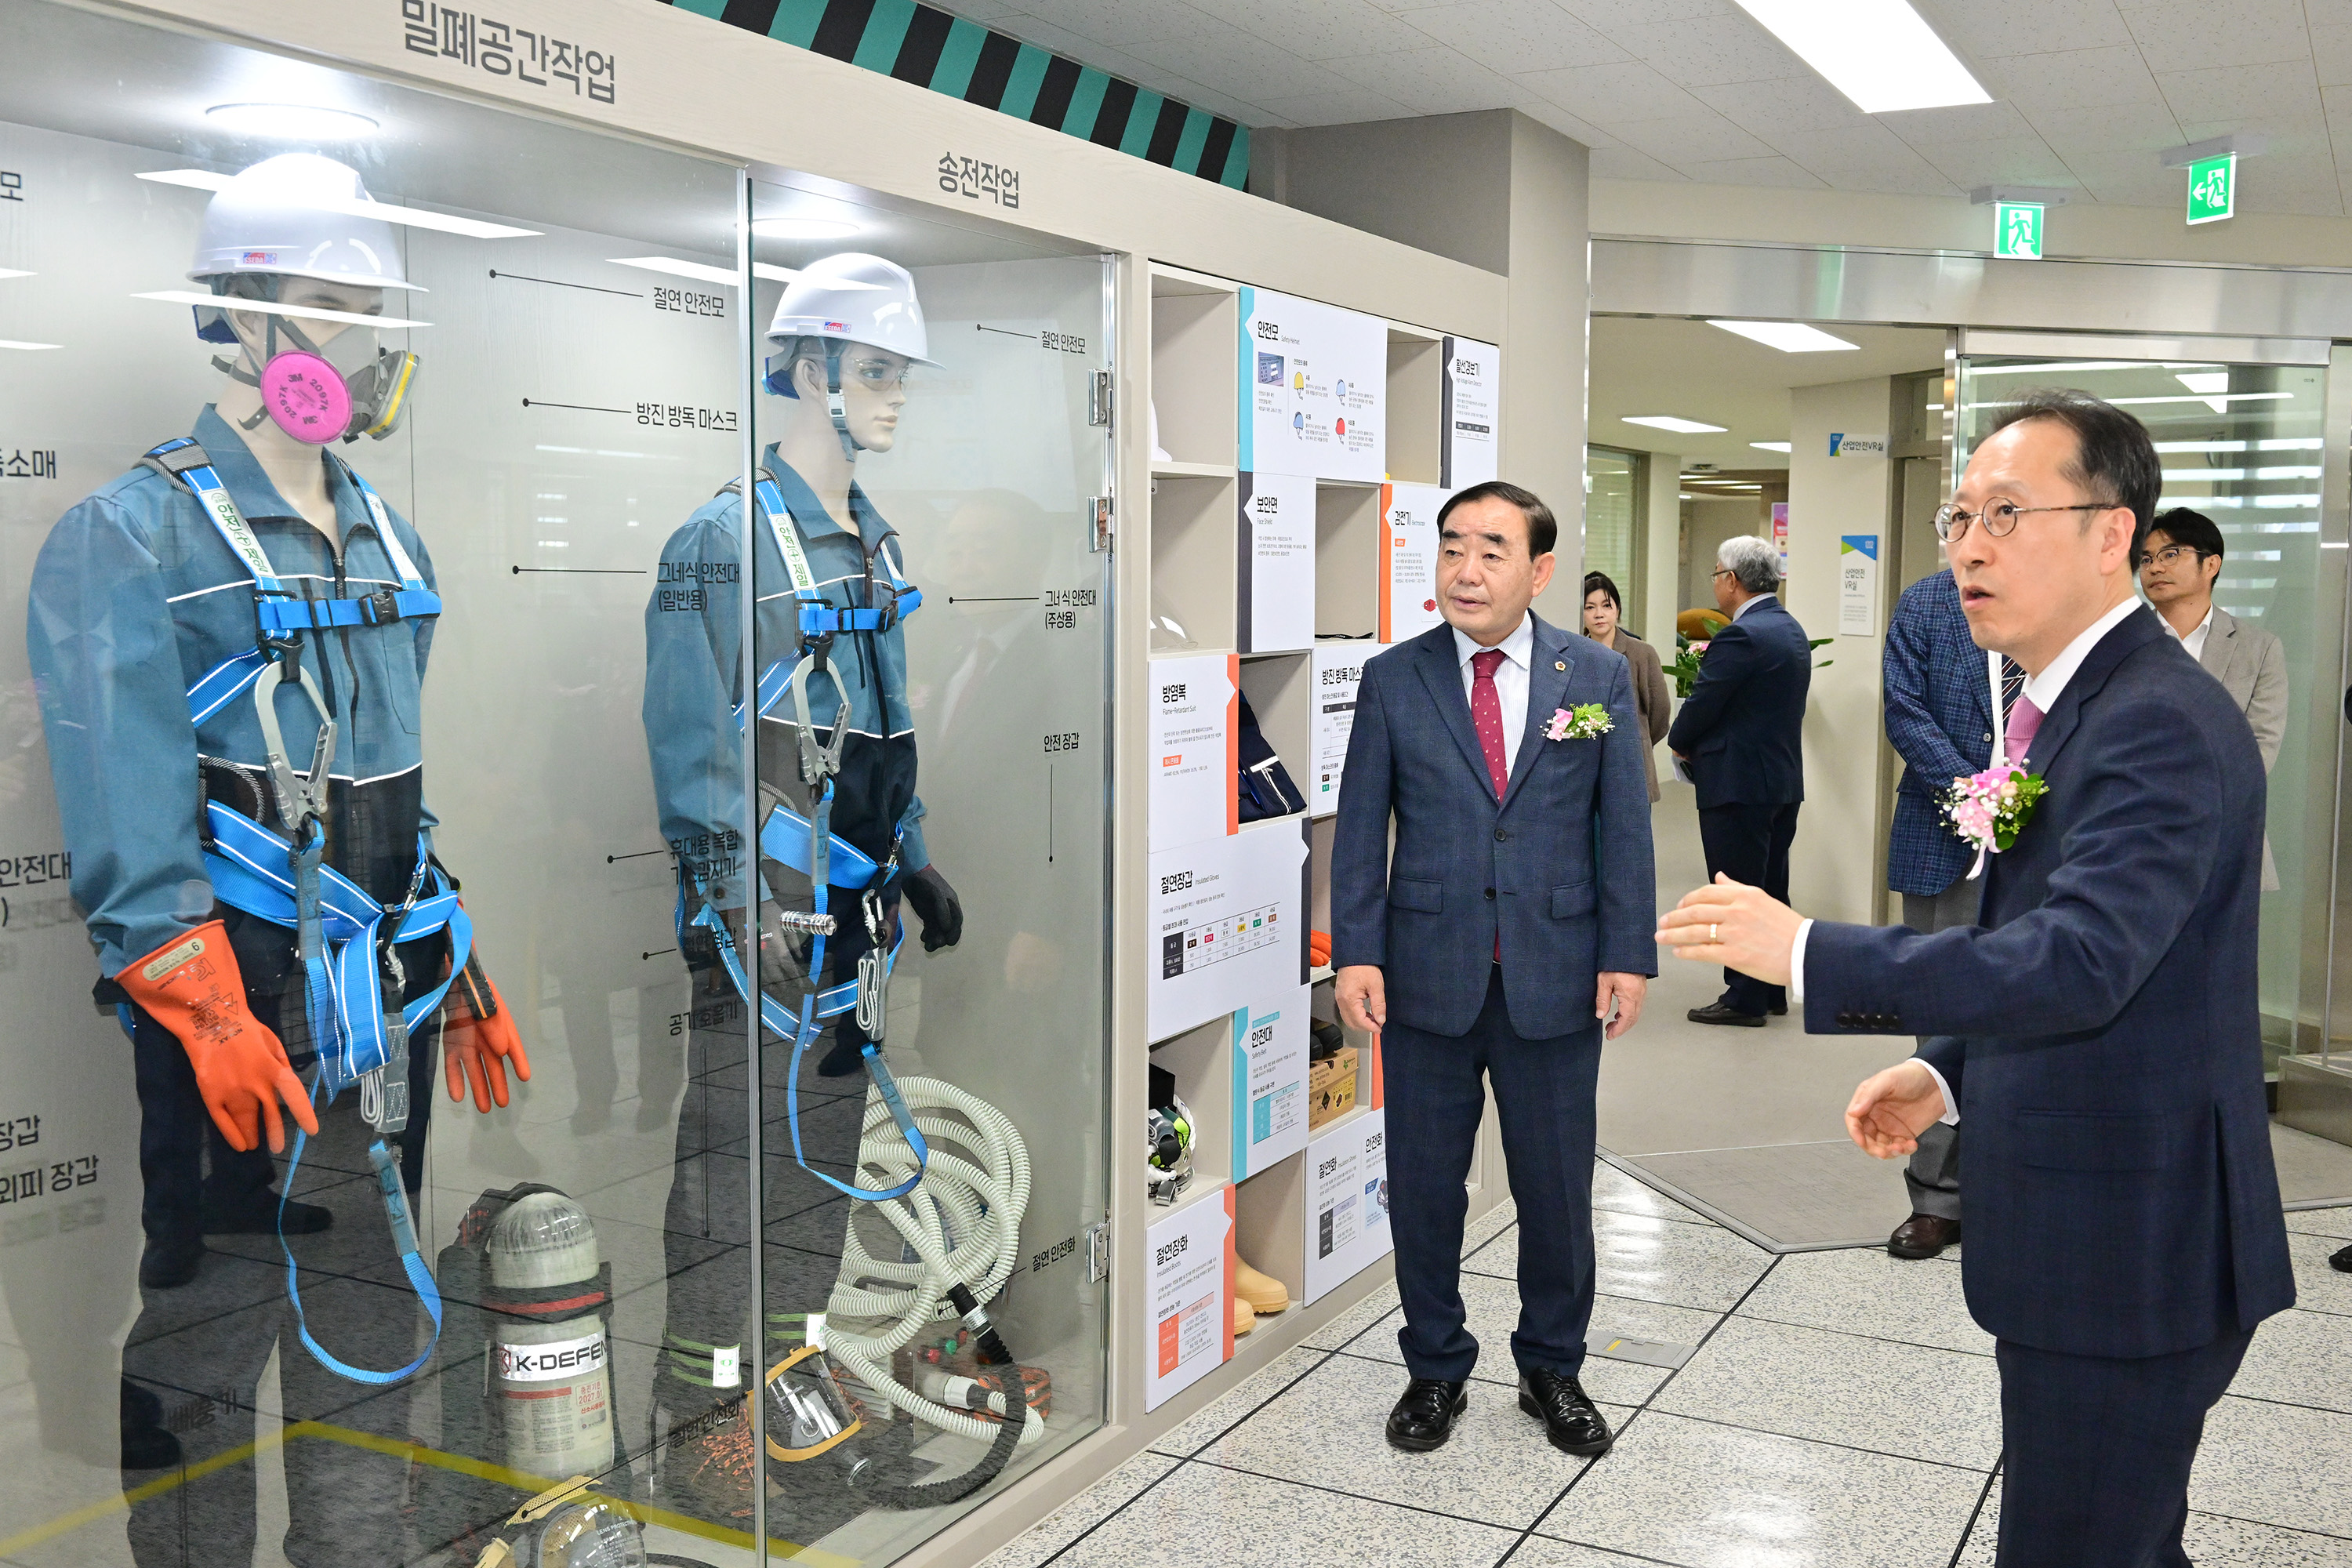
[2006,692,2044,769]
[1472,648,1508,962]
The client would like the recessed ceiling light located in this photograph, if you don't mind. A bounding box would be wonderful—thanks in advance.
[1751,441,1794,453]
[1730,0,1989,114]
[1708,320,1859,354]
[0,339,60,350]
[205,103,379,140]
[752,217,862,241]
[136,169,539,240]
[1624,415,1728,434]
[2176,370,2230,413]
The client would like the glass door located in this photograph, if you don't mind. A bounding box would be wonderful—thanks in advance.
[1955,348,2334,1075]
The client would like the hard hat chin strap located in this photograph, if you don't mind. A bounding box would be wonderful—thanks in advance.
[824,343,864,461]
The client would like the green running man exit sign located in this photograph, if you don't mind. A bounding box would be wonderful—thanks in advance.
[2187,154,2235,224]
[1994,201,2042,260]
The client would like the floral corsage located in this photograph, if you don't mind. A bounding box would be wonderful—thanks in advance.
[1543,702,1613,742]
[1945,765,2047,855]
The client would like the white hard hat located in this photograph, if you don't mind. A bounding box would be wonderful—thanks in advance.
[188,153,421,292]
[766,252,938,365]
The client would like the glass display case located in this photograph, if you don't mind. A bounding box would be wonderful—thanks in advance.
[0,3,1112,1564]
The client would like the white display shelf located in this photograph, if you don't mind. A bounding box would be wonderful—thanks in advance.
[1152,458,1236,481]
[1308,963,1334,984]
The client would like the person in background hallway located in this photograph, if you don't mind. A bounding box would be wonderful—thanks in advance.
[1332,481,1654,1460]
[1667,535,1809,1026]
[1661,389,2292,1568]
[2140,506,2285,892]
[1880,566,2019,1260]
[1582,570,1671,802]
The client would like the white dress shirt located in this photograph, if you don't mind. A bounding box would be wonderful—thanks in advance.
[1732,590,1777,622]
[1789,594,2145,1126]
[2159,601,2214,663]
[1453,613,1534,781]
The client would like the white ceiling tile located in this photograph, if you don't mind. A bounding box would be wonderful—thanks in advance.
[2115,0,2312,75]
[926,2,1033,20]
[1320,45,1544,114]
[2173,113,2330,158]
[1911,0,2136,60]
[2063,154,2186,206]
[1009,0,1229,49]
[1514,100,1622,148]
[1602,14,1807,89]
[1606,112,1778,165]
[1124,34,1363,102]
[1772,125,1963,194]
[2154,63,2325,124]
[1875,100,2040,146]
[2020,100,2184,155]
[1559,0,1733,27]
[1515,59,1707,121]
[1675,154,1829,189]
[2324,82,2352,126]
[1184,0,1436,62]
[2231,152,2347,214]
[1976,47,2169,111]
[2314,24,2352,87]
[1391,0,1631,74]
[1251,85,1421,125]
[1688,75,1871,136]
[1909,136,2082,189]
[1588,145,1693,181]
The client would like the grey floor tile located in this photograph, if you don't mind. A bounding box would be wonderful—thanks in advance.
[975,1451,1181,1568]
[1651,1315,2002,1470]
[2282,1204,2352,1242]
[1592,1160,1715,1226]
[1962,1484,2352,1567]
[2285,1232,2352,1318]
[1148,1347,1330,1459]
[1304,1278,1402,1350]
[1591,1210,1773,1313]
[2230,1308,2352,1415]
[1586,1292,1726,1352]
[1734,1245,1993,1356]
[2191,1394,2352,1537]
[1536,1410,1985,1568]
[1199,1350,1614,1530]
[1506,1541,1668,1567]
[1330,1271,1670,1406]
[1954,1475,2000,1567]
[1050,1460,1521,1566]
[1463,1198,1519,1255]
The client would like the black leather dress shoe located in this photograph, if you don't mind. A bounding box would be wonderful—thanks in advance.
[1686,1001,1766,1028]
[1519,1367,1613,1457]
[1385,1377,1468,1451]
[1887,1213,1961,1259]
[1769,1000,1788,1016]
[201,1189,333,1236]
[120,1379,181,1471]
[140,1233,205,1290]
[2329,1241,2350,1273]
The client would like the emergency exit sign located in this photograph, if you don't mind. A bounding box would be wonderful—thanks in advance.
[1994,201,2042,260]
[2187,154,2235,224]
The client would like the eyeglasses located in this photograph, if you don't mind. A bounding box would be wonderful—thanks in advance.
[1933,498,2120,543]
[2142,543,2209,570]
[1711,568,1735,580]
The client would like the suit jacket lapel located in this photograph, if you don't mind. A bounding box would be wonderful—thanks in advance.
[2198,607,2238,683]
[2024,607,2164,777]
[1501,618,1572,811]
[1415,628,1497,801]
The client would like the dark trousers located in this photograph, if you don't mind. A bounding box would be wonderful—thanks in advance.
[1697,800,1800,1014]
[1994,1328,2253,1567]
[1900,877,1979,1221]
[1383,969,1601,1383]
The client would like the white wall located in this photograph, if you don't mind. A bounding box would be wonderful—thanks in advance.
[1784,379,1896,926]
[1642,452,1681,648]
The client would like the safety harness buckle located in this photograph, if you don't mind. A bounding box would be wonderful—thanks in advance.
[358,586,403,626]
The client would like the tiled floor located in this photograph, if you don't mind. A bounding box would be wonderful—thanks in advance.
[982,1178,2352,1568]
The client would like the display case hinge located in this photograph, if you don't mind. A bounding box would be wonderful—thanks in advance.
[1087,496,1113,554]
[1083,1220,1110,1283]
[1088,370,1113,428]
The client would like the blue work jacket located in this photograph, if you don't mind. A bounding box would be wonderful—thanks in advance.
[643,452,928,913]
[27,405,437,985]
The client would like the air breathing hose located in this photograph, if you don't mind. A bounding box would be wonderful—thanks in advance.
[818,1072,1040,1507]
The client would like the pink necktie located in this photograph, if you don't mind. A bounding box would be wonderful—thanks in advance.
[1470,648,1510,797]
[2006,692,2044,768]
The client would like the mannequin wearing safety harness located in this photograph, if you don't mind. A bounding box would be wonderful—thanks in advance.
[26,155,528,1568]
[641,253,966,1521]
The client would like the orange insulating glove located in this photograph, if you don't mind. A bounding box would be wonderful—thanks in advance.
[117,920,318,1154]
[442,950,532,1112]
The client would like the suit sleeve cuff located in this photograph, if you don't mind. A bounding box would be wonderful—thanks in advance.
[1788,917,1813,1003]
[1913,1057,1961,1126]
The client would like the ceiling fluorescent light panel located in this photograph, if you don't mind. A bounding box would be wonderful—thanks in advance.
[1751,441,1794,453]
[1624,415,1728,434]
[1709,320,1859,353]
[1731,0,1989,114]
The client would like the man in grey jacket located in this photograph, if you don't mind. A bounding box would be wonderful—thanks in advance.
[2139,507,2285,889]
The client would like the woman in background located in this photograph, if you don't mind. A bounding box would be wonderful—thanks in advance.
[1582,571,1671,802]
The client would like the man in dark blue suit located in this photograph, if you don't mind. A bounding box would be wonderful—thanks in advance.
[1332,481,1656,1459]
[1661,390,2293,1567]
[1665,535,1810,1025]
[1880,568,2020,1258]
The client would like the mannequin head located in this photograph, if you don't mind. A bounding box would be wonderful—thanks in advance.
[775,336,911,456]
[220,275,386,376]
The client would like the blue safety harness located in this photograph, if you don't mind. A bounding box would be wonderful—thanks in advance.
[147,437,452,1385]
[699,471,931,1203]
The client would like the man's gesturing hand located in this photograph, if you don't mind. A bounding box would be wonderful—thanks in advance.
[1335,964,1386,1035]
[1846,1059,1947,1159]
[1654,873,1802,986]
[1596,972,1646,1040]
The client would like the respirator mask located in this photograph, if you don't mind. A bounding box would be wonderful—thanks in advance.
[470,1480,646,1568]
[212,296,418,445]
